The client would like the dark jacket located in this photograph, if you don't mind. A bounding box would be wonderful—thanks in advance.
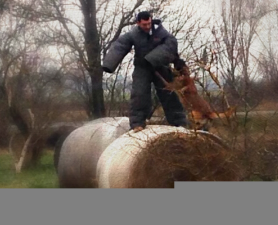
[102,19,178,73]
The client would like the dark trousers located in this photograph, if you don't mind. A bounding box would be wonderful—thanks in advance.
[129,65,187,129]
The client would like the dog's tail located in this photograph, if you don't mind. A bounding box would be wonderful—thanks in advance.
[208,106,236,119]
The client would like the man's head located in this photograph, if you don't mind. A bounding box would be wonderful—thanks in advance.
[136,11,152,33]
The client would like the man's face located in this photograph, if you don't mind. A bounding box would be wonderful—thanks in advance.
[137,18,152,33]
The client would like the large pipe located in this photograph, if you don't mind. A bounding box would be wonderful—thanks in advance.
[97,125,241,188]
[57,117,130,188]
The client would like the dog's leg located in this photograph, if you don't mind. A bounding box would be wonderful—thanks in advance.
[155,71,176,92]
[155,71,169,86]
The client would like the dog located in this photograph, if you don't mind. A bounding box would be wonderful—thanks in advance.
[154,64,236,130]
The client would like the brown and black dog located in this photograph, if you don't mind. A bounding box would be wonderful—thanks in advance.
[155,64,236,130]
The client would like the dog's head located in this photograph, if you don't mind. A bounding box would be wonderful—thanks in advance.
[188,111,212,131]
[171,57,191,77]
[171,65,190,77]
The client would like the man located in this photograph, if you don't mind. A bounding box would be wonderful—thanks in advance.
[102,11,187,132]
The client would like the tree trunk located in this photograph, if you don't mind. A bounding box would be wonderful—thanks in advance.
[14,133,33,173]
[90,66,105,118]
[80,0,105,119]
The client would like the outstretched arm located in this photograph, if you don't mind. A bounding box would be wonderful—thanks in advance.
[102,33,133,73]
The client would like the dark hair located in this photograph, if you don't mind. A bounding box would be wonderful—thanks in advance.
[136,11,151,22]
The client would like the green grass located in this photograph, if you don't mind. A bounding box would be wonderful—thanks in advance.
[0,150,59,188]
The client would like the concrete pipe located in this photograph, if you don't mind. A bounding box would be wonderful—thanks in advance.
[57,117,130,188]
[96,125,241,188]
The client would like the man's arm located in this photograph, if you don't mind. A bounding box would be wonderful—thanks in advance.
[144,31,178,69]
[102,33,133,73]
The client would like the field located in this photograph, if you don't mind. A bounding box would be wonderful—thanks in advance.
[0,150,58,188]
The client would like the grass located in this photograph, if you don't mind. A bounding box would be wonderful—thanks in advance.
[0,150,59,188]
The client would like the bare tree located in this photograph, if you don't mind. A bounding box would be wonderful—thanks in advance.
[255,6,278,100]
[12,0,151,119]
[257,50,278,99]
[0,1,70,171]
[201,0,278,179]
[209,0,278,109]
